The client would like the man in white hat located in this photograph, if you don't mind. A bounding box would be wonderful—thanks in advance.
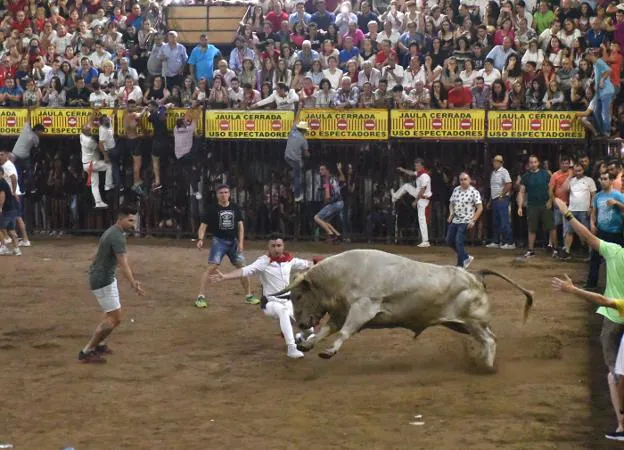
[284,120,310,202]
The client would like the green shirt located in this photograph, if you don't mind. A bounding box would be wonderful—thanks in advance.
[521,169,551,208]
[89,225,127,290]
[597,241,624,324]
[533,10,555,35]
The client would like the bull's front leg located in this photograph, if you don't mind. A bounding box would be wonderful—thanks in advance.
[297,321,337,352]
[319,297,381,359]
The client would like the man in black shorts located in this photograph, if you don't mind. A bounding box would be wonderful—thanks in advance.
[195,184,259,307]
[123,100,148,196]
[147,101,170,192]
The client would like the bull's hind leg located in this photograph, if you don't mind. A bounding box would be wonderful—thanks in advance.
[319,297,381,359]
[466,322,497,371]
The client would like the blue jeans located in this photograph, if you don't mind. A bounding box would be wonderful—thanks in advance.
[285,158,302,198]
[597,93,614,135]
[492,197,513,245]
[447,222,469,267]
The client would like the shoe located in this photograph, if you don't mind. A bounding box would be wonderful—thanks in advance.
[151,183,162,192]
[13,248,21,256]
[78,350,106,364]
[558,249,572,260]
[95,344,113,355]
[131,183,146,196]
[294,194,303,202]
[194,192,202,200]
[195,296,208,308]
[94,201,109,209]
[551,249,559,258]
[245,295,261,305]
[287,344,304,359]
[49,230,57,237]
[485,243,500,248]
[463,255,474,269]
[501,243,516,250]
[3,237,10,244]
[605,431,624,441]
[417,241,431,248]
[523,250,536,258]
[0,246,10,255]
[18,240,31,247]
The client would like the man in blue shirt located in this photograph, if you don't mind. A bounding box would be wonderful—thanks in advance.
[75,57,99,85]
[161,30,188,89]
[188,33,221,84]
[587,171,624,288]
[338,36,360,69]
[0,78,24,107]
[310,0,335,31]
[485,36,516,71]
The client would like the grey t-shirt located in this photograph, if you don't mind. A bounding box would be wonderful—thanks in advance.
[89,225,127,290]
[284,127,308,162]
[12,122,39,159]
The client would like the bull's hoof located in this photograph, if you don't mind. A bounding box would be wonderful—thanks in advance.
[297,344,311,352]
[318,350,335,359]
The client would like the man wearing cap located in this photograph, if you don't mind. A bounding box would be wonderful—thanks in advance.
[284,120,310,203]
[487,155,515,249]
[160,30,188,89]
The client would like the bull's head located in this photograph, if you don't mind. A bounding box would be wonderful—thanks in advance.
[270,273,326,329]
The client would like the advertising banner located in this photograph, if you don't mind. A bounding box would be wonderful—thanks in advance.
[487,111,585,139]
[390,109,485,139]
[31,108,115,135]
[205,111,294,139]
[298,109,388,140]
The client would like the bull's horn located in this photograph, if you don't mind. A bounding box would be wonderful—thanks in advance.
[478,269,534,324]
[268,273,306,297]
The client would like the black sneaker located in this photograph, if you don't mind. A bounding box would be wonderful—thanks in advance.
[78,350,106,364]
[523,250,536,258]
[605,431,624,441]
[558,249,572,260]
[95,344,113,355]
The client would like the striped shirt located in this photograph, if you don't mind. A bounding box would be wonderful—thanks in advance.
[490,167,511,200]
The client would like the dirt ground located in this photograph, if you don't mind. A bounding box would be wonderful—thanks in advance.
[0,237,617,449]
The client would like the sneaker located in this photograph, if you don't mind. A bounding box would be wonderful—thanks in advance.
[3,237,10,244]
[558,249,572,260]
[13,248,21,256]
[78,350,106,364]
[95,344,113,355]
[131,183,146,196]
[195,296,208,308]
[194,192,202,200]
[245,295,261,305]
[151,183,162,192]
[0,246,10,255]
[294,194,303,202]
[463,255,474,269]
[417,241,431,248]
[501,243,516,250]
[485,243,500,248]
[18,240,31,247]
[94,201,109,209]
[287,344,304,359]
[605,431,624,441]
[523,250,536,258]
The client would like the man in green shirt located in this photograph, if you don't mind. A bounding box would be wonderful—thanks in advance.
[533,1,556,35]
[79,204,144,363]
[554,197,624,439]
[518,154,554,258]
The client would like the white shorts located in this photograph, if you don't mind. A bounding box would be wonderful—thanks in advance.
[615,333,624,377]
[92,279,121,313]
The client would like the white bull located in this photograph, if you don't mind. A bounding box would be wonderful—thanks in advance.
[270,249,533,370]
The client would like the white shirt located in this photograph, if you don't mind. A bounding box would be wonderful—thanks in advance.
[382,64,405,90]
[479,68,501,87]
[569,176,597,212]
[2,160,22,196]
[254,89,300,110]
[99,124,115,151]
[241,255,312,302]
[490,167,512,199]
[80,133,99,164]
[89,91,111,107]
[404,67,427,90]
[89,51,112,69]
[416,172,432,199]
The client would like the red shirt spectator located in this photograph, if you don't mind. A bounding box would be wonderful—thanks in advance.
[447,81,472,108]
[6,0,27,18]
[11,13,31,34]
[266,9,289,36]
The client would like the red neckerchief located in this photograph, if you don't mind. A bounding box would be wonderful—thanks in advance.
[416,168,429,177]
[270,252,294,263]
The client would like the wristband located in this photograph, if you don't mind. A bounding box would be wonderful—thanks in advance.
[564,212,574,221]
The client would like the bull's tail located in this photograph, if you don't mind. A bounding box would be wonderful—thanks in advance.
[478,269,534,324]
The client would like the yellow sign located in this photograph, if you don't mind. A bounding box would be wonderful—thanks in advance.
[487,111,585,139]
[0,108,28,136]
[31,108,115,135]
[298,109,388,140]
[205,110,294,139]
[390,109,485,139]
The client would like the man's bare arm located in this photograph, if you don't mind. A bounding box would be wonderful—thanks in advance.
[554,198,601,251]
[116,252,144,294]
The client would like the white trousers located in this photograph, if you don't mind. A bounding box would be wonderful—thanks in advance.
[84,160,113,204]
[264,299,296,346]
[393,183,430,242]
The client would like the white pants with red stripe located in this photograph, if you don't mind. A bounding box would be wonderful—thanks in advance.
[84,160,113,204]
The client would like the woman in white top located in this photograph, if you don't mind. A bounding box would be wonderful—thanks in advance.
[479,59,501,86]
[306,59,324,87]
[521,39,544,70]
[322,56,343,89]
[403,56,427,92]
[557,19,581,49]
[376,20,401,47]
[98,59,116,93]
[459,59,479,87]
[423,54,443,85]
[319,40,340,69]
[315,78,335,107]
[272,58,292,89]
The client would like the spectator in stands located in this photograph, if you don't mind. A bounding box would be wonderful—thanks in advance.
[67,75,90,106]
[251,81,299,110]
[296,40,320,72]
[229,36,255,74]
[160,30,187,90]
[214,59,236,88]
[115,75,142,107]
[334,75,358,108]
[447,77,471,108]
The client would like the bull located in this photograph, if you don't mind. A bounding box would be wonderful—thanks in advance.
[270,249,533,370]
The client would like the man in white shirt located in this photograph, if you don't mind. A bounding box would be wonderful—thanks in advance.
[0,151,31,247]
[210,234,319,359]
[81,118,113,208]
[89,81,111,107]
[88,40,112,70]
[381,52,405,90]
[227,77,244,108]
[560,162,597,259]
[391,158,432,247]
[358,60,381,88]
[251,82,300,110]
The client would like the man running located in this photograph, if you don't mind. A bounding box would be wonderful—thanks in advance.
[210,234,318,359]
[79,204,144,363]
[195,184,259,307]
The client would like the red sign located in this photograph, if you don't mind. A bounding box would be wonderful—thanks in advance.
[364,119,375,130]
[432,118,443,129]
[530,119,541,130]
[6,117,16,127]
[460,118,471,129]
[501,119,513,131]
[68,117,77,127]
[337,119,348,130]
[42,117,53,127]
[403,118,415,129]
[271,120,282,130]
[310,119,320,130]
[219,120,230,131]
[245,120,255,131]
[559,120,571,130]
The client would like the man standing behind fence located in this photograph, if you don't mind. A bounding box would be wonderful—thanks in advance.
[284,121,310,203]
[391,158,432,248]
[486,155,515,249]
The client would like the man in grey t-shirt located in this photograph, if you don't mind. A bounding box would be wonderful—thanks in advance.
[12,108,45,186]
[284,121,310,202]
[79,205,144,363]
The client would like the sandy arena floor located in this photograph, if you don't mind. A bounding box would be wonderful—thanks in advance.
[0,237,616,449]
